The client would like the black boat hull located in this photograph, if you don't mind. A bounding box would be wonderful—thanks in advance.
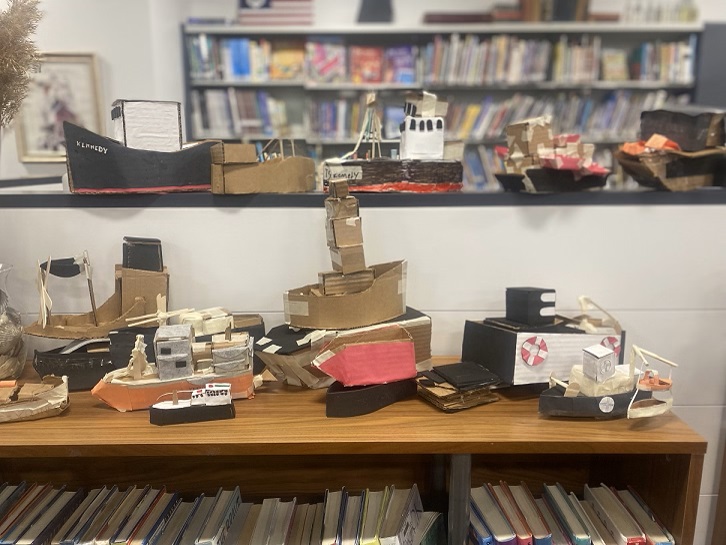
[33,345,115,391]
[150,403,236,426]
[64,121,216,194]
[539,386,652,419]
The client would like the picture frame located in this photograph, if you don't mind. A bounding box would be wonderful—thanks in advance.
[15,53,103,163]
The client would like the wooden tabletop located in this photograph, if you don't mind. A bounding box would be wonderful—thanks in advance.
[0,365,707,458]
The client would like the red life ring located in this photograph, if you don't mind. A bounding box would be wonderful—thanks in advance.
[521,336,548,366]
[601,336,621,356]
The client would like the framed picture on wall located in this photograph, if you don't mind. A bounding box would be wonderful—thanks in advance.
[15,53,102,163]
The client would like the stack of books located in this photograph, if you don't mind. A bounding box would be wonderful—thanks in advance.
[0,482,440,545]
[469,481,675,545]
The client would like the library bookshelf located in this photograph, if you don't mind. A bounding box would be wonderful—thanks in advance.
[181,22,703,187]
[0,359,706,545]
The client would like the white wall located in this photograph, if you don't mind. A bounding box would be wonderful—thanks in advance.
[1,0,725,542]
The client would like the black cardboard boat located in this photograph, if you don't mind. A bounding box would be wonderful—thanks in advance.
[539,384,652,419]
[64,121,216,194]
[33,339,117,391]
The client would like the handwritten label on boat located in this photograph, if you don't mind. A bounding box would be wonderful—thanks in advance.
[323,163,363,185]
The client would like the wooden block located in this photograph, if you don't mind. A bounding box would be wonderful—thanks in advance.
[329,245,366,274]
[326,217,363,248]
[325,196,359,219]
[318,269,375,296]
[328,180,350,198]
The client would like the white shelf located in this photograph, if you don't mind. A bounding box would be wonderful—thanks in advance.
[184,22,703,35]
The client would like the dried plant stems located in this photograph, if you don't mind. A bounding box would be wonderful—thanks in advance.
[0,0,42,128]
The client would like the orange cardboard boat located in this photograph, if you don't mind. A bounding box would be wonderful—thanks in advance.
[91,369,254,412]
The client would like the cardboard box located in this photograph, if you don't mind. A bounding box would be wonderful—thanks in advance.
[116,265,169,315]
[284,260,406,330]
[325,196,359,219]
[461,319,625,386]
[505,287,556,326]
[328,180,350,197]
[330,244,366,274]
[326,216,363,248]
[319,269,375,296]
[211,143,315,194]
[111,100,182,152]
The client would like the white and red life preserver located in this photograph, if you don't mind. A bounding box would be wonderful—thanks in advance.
[601,336,621,357]
[521,336,548,366]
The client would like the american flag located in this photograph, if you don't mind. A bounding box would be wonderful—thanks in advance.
[238,0,314,26]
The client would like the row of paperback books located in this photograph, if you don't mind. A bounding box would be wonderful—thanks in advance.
[186,36,416,85]
[422,33,698,86]
[191,89,295,140]
[188,33,697,87]
[444,90,689,142]
[470,481,674,545]
[189,86,688,145]
[0,482,439,545]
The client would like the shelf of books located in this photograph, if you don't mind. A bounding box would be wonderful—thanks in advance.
[182,23,701,188]
[0,367,707,545]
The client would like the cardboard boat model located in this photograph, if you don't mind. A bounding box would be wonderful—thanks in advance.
[92,312,258,412]
[25,237,170,341]
[495,115,609,193]
[255,308,432,390]
[149,382,236,426]
[23,251,166,341]
[627,345,678,419]
[462,289,626,387]
[284,180,407,331]
[0,375,69,424]
[539,343,652,419]
[210,139,316,194]
[33,338,116,391]
[322,91,463,193]
[616,107,726,192]
[65,99,216,194]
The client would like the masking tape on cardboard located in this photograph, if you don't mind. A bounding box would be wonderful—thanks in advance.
[312,349,336,369]
[256,336,272,346]
[296,330,327,347]
[322,163,363,185]
[263,344,282,354]
[330,250,342,266]
[398,262,408,295]
[540,292,556,303]
[286,300,309,317]
[345,217,359,227]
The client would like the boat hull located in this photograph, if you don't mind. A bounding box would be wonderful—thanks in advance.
[322,159,463,192]
[0,376,69,424]
[91,371,254,412]
[539,386,652,419]
[64,121,216,194]
[24,291,147,340]
[496,169,608,193]
[284,261,407,330]
[33,344,116,391]
[149,403,236,425]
